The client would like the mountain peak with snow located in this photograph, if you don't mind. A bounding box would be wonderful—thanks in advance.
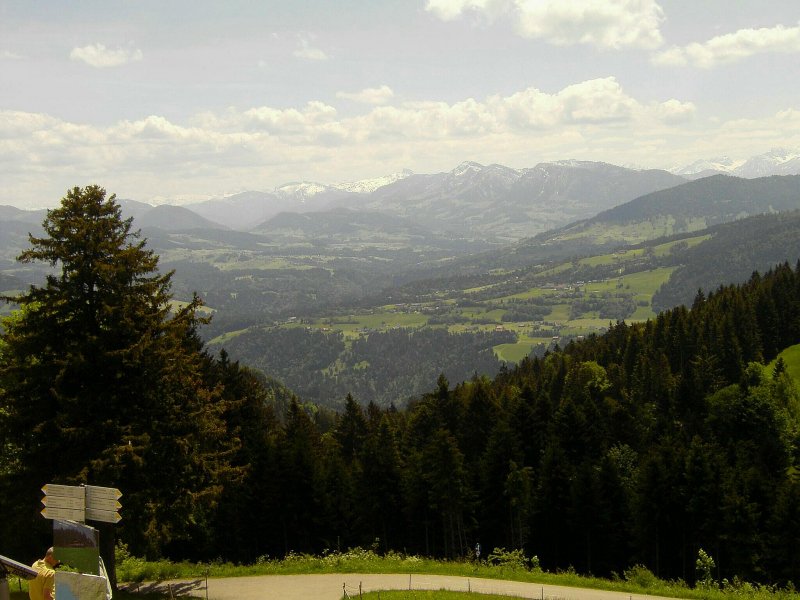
[673,148,800,178]
[451,161,485,178]
[334,169,414,194]
[274,181,330,198]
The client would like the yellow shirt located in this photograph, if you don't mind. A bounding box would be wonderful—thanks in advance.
[29,559,55,600]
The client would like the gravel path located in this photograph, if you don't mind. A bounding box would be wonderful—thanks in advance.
[127,573,682,600]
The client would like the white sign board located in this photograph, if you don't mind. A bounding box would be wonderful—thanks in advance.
[85,486,122,501]
[41,484,85,499]
[85,508,122,524]
[41,483,122,524]
[41,507,86,521]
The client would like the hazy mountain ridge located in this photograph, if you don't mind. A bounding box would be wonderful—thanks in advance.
[591,174,800,224]
[533,174,800,250]
[133,204,227,232]
[331,160,687,241]
[255,207,437,240]
[673,147,800,179]
[114,159,683,239]
[653,210,800,311]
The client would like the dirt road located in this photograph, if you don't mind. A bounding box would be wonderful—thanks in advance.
[128,573,681,600]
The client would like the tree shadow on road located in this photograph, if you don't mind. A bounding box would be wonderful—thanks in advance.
[119,579,206,599]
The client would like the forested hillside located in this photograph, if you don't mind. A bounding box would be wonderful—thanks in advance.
[4,188,800,590]
[201,261,800,585]
[653,210,800,310]
[217,326,513,408]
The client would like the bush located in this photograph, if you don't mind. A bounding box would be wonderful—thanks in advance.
[696,548,716,590]
[486,547,539,571]
[623,564,659,589]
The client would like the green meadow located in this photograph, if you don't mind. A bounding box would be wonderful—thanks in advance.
[268,264,678,363]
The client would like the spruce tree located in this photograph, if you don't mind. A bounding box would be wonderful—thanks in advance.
[0,185,235,559]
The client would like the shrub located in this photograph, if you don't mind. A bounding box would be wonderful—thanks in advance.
[486,547,539,571]
[696,548,716,590]
[623,564,659,589]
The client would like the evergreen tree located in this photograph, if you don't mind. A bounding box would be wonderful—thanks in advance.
[358,415,404,551]
[0,185,234,559]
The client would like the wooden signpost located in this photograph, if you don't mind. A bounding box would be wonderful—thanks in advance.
[39,483,122,599]
[40,484,122,524]
[85,486,123,524]
[40,484,87,522]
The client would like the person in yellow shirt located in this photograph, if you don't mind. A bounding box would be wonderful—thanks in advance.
[29,547,59,600]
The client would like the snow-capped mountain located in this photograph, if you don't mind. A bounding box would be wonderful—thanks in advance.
[673,148,800,179]
[736,148,800,178]
[274,181,331,201]
[177,160,685,237]
[334,169,414,194]
[352,160,685,241]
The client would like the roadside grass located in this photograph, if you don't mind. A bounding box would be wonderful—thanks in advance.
[113,548,800,600]
[358,592,527,600]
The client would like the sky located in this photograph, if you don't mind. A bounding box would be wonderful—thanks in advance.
[1,0,800,208]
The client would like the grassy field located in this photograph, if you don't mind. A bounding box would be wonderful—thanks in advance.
[263,263,678,364]
[768,344,800,380]
[557,216,709,245]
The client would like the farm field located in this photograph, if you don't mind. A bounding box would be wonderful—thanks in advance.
[276,265,678,362]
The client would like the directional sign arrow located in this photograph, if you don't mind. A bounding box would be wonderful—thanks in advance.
[85,485,122,501]
[85,497,121,512]
[41,506,85,521]
[85,507,122,524]
[41,484,84,499]
[42,495,85,510]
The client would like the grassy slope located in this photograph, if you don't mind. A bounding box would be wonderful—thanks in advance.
[767,344,800,381]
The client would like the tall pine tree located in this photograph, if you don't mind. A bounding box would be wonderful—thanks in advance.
[0,185,235,560]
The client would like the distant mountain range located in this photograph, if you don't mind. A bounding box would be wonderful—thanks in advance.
[439,172,800,278]
[330,160,686,241]
[118,160,686,241]
[672,147,800,180]
[549,174,800,245]
[107,148,800,240]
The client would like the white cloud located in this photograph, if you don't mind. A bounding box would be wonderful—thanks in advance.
[425,0,508,22]
[69,44,143,68]
[293,34,329,61]
[557,78,638,122]
[654,99,697,124]
[1,50,23,60]
[426,0,665,49]
[3,80,798,208]
[336,85,395,105]
[653,23,800,68]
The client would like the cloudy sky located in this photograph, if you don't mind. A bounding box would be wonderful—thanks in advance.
[2,1,799,208]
